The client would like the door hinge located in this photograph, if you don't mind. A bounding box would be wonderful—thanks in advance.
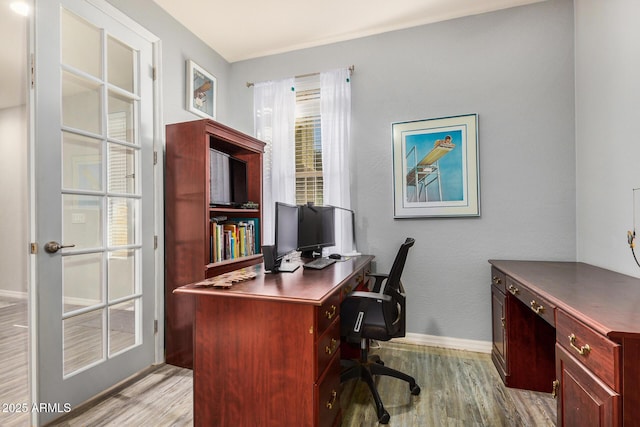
[30,242,38,254]
[30,54,35,88]
[152,66,157,81]
[154,319,158,334]
[154,235,158,249]
[153,151,158,165]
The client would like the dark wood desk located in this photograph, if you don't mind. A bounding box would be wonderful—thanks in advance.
[489,260,640,426]
[175,255,373,427]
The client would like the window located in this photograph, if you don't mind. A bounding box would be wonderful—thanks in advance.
[295,74,323,205]
[254,68,351,249]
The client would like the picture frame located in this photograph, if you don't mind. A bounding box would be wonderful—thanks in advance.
[186,60,217,120]
[392,113,479,218]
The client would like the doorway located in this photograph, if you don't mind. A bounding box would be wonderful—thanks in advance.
[0,1,30,426]
[32,1,160,424]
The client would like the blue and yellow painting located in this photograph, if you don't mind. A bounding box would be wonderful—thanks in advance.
[404,129,464,204]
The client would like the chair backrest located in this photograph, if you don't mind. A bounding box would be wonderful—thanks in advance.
[381,237,415,294]
[381,237,415,337]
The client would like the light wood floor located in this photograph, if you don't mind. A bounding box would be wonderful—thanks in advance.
[0,298,30,427]
[47,342,556,426]
[0,295,555,426]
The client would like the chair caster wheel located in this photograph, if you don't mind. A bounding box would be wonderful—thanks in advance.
[410,384,421,395]
[378,410,390,424]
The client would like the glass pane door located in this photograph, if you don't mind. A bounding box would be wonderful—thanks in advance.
[60,6,143,376]
[34,1,156,424]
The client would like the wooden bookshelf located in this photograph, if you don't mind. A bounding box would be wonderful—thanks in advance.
[165,119,265,368]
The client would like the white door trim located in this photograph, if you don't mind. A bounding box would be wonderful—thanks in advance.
[29,1,163,424]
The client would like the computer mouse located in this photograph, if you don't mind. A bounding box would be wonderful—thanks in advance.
[329,253,341,259]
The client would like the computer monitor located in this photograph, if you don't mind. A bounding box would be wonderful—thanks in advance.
[273,201,299,269]
[297,204,335,258]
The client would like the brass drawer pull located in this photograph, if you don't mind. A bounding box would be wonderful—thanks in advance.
[568,333,591,356]
[326,390,337,410]
[325,305,337,320]
[508,284,519,296]
[530,300,545,314]
[325,338,338,355]
[492,276,502,285]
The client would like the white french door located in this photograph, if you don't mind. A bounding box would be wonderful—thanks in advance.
[32,1,157,424]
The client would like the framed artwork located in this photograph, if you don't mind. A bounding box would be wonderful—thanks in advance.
[186,60,217,120]
[392,113,479,218]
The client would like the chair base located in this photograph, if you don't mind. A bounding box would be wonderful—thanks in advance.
[341,355,420,424]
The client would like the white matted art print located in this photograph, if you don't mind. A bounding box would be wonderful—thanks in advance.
[392,114,479,218]
[186,60,217,120]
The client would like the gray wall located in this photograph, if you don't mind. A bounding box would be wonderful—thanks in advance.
[0,106,28,295]
[228,0,576,342]
[106,0,232,125]
[575,0,640,278]
[71,0,640,344]
[106,0,578,343]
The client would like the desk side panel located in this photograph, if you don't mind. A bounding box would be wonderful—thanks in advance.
[194,295,316,427]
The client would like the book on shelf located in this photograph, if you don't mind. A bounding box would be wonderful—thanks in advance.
[210,217,260,263]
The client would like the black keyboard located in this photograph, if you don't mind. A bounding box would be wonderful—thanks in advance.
[303,257,337,270]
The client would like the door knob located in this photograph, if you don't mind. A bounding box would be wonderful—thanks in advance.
[44,241,76,253]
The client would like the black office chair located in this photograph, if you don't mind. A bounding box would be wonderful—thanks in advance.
[340,237,420,424]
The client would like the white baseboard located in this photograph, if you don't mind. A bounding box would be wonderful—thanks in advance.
[0,289,27,300]
[391,332,492,354]
[63,296,101,307]
[0,290,102,308]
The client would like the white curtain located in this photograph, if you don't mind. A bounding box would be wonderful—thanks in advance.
[254,78,296,245]
[321,68,354,255]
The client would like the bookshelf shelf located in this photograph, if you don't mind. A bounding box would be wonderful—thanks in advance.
[209,207,260,214]
[206,253,263,271]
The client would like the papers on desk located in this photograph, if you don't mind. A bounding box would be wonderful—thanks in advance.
[192,268,257,289]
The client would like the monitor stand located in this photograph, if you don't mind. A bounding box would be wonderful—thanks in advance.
[276,261,300,273]
[300,250,321,259]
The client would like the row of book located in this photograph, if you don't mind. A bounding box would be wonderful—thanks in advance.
[210,217,260,263]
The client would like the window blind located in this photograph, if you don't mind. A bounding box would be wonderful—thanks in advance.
[294,74,323,205]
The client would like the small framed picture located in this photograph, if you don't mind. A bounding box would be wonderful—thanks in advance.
[392,113,480,218]
[186,60,217,120]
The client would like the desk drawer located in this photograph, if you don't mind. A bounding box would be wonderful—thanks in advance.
[317,291,340,336]
[556,309,621,391]
[341,263,371,298]
[505,277,555,326]
[491,267,506,294]
[315,354,341,427]
[316,319,340,379]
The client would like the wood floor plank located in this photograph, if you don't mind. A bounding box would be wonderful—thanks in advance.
[340,343,556,427]
[0,298,29,427]
[49,342,556,426]
[1,296,555,427]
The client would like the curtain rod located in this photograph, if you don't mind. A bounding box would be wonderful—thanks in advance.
[246,65,355,88]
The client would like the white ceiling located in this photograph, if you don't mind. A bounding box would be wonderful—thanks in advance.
[0,0,545,110]
[152,0,546,63]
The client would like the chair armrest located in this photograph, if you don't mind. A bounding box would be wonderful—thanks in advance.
[348,291,392,302]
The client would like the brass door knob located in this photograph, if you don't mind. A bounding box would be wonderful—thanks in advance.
[44,241,76,253]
